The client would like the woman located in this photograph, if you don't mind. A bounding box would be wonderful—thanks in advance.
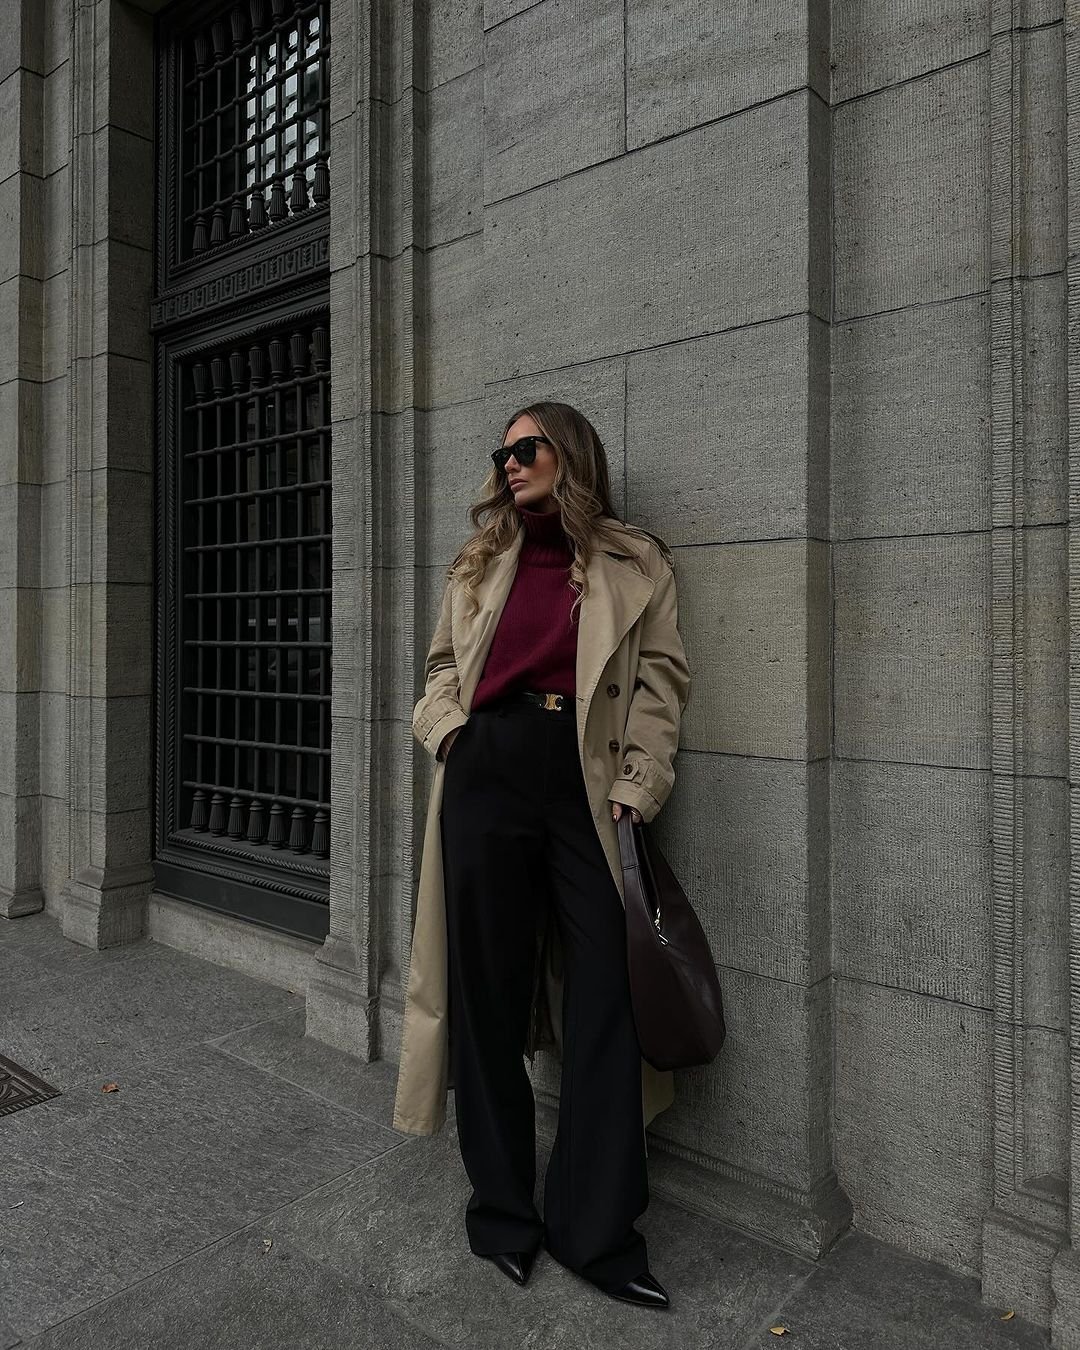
[392,402,691,1310]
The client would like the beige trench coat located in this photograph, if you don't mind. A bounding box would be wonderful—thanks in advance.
[391,517,691,1137]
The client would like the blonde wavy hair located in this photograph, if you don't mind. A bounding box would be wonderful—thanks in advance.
[448,401,673,622]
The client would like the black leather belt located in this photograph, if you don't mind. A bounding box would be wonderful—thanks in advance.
[514,689,576,715]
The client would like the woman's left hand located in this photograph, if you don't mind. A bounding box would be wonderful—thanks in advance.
[611,802,642,824]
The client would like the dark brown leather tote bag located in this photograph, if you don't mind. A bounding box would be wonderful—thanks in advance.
[617,813,726,1071]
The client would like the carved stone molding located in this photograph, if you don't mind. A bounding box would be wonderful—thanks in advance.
[982,3,1072,1333]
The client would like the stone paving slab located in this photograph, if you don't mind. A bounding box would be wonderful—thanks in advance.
[0,931,304,1094]
[0,910,1054,1349]
[1,1039,404,1342]
[745,1228,1050,1350]
[17,1228,447,1350]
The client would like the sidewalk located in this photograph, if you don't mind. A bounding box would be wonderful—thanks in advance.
[0,909,1051,1350]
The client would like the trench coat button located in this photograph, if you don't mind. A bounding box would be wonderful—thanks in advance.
[608,739,619,751]
[606,683,619,697]
[623,763,633,775]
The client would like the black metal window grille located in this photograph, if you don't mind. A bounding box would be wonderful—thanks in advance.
[180,318,332,859]
[181,0,330,259]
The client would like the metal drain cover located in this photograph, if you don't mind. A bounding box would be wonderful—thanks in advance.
[0,1053,61,1116]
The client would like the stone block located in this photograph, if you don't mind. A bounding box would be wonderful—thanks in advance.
[832,0,988,102]
[38,486,68,591]
[40,584,68,695]
[483,0,622,203]
[832,294,991,538]
[677,538,830,761]
[0,480,40,588]
[832,759,992,1005]
[41,371,68,485]
[0,789,42,893]
[327,0,363,119]
[42,59,70,177]
[328,112,365,267]
[94,696,152,816]
[0,376,43,487]
[416,398,487,566]
[87,798,151,873]
[41,268,69,381]
[0,274,43,383]
[1014,274,1068,527]
[655,752,827,984]
[834,533,990,768]
[0,690,39,796]
[626,0,818,149]
[43,164,71,277]
[0,172,44,285]
[1021,1025,1068,1195]
[0,68,43,180]
[418,0,482,89]
[98,240,152,364]
[417,233,483,407]
[93,354,152,475]
[1001,26,1066,281]
[44,0,72,76]
[38,689,67,799]
[96,0,153,139]
[483,93,813,380]
[834,62,987,319]
[0,0,44,82]
[0,587,41,693]
[89,468,153,586]
[653,967,832,1193]
[1024,776,1068,1031]
[94,125,153,252]
[626,314,825,546]
[1019,525,1067,779]
[40,789,70,900]
[85,582,152,699]
[421,68,481,246]
[834,978,992,1276]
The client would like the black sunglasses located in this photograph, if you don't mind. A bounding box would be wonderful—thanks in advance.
[491,435,553,471]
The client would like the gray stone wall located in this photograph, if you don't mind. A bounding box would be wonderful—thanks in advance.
[3,0,1080,1342]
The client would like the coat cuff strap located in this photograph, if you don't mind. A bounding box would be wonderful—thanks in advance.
[425,706,469,760]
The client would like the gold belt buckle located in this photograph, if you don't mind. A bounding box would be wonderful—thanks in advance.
[543,692,564,712]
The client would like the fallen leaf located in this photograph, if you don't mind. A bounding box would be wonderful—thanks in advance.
[262,1239,273,1253]
[101,1082,120,1093]
[769,1328,790,1337]
[1000,1311,1015,1321]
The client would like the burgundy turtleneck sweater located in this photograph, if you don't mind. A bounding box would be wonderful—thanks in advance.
[470,505,578,711]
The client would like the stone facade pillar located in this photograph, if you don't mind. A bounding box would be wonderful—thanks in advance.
[0,2,45,921]
[59,0,157,948]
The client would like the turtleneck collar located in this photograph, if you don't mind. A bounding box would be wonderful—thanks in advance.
[516,504,571,565]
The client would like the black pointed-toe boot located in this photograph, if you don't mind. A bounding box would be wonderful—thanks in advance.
[483,1249,537,1286]
[608,1270,670,1308]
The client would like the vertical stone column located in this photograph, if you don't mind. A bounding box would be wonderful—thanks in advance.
[0,2,45,920]
[59,0,156,948]
[969,3,1074,1331]
[306,0,420,1059]
[1047,6,1080,1345]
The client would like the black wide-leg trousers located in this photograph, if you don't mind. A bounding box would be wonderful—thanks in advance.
[440,694,649,1293]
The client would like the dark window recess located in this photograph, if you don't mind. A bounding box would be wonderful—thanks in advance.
[153,0,332,941]
[180,322,331,857]
[181,0,329,259]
